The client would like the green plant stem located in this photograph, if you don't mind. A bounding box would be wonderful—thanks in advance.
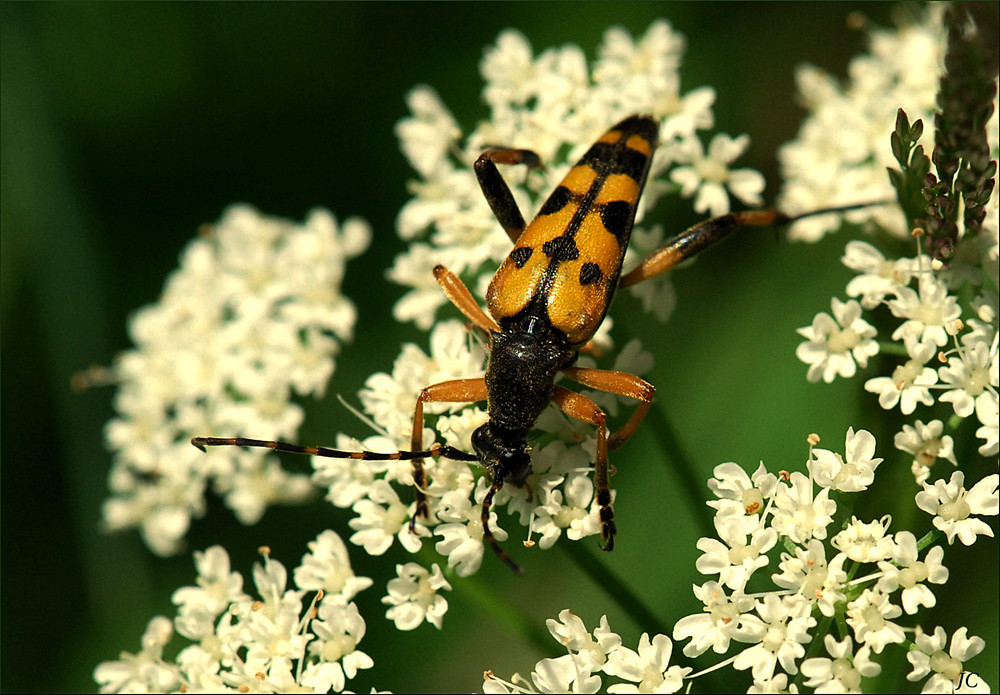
[647,400,716,538]
[793,612,836,691]
[559,539,670,637]
[449,568,556,656]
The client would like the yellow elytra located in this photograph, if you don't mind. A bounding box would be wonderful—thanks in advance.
[486,115,659,346]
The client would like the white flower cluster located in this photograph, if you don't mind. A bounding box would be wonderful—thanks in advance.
[390,20,764,331]
[777,6,949,242]
[796,241,999,473]
[94,532,374,693]
[484,609,691,694]
[102,205,371,555]
[94,530,453,693]
[485,430,997,694]
[674,431,996,692]
[788,6,998,481]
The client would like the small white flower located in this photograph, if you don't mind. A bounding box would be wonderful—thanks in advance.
[888,275,962,348]
[435,479,508,577]
[731,594,815,681]
[302,600,374,692]
[240,557,308,666]
[864,336,938,414]
[546,610,621,673]
[349,479,425,556]
[529,469,601,548]
[395,85,462,180]
[800,634,881,693]
[937,341,995,418]
[975,391,999,456]
[906,626,986,693]
[172,546,248,640]
[893,420,958,485]
[672,582,764,657]
[529,653,599,694]
[604,633,690,693]
[771,539,848,617]
[485,610,633,693]
[915,472,999,545]
[293,530,373,605]
[831,516,895,563]
[770,472,836,543]
[746,673,793,694]
[94,616,183,694]
[668,133,765,216]
[809,427,883,492]
[876,531,948,614]
[382,562,452,630]
[695,516,776,590]
[706,461,777,519]
[843,240,915,308]
[796,298,879,383]
[845,588,905,653]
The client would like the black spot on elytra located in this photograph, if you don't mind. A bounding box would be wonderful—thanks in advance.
[580,142,615,167]
[510,246,533,268]
[579,134,650,182]
[542,235,579,262]
[579,262,603,286]
[617,147,650,183]
[537,186,573,216]
[601,200,635,243]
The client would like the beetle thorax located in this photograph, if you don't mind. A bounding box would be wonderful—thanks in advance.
[484,329,574,435]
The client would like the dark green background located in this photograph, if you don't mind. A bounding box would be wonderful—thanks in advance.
[3,2,996,692]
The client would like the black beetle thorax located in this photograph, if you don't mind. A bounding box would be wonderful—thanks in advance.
[484,330,574,434]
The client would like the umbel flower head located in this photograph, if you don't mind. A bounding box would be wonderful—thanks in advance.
[94,534,377,693]
[101,205,370,555]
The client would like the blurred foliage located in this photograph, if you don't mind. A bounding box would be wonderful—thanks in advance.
[2,3,996,693]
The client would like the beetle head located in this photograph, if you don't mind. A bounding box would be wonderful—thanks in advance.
[471,423,531,487]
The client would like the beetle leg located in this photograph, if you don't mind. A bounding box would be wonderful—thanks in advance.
[551,386,617,551]
[474,147,542,243]
[619,210,787,288]
[561,367,655,451]
[433,264,501,334]
[410,378,489,528]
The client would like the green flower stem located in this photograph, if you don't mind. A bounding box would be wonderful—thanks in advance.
[449,567,556,656]
[793,612,836,691]
[876,340,910,357]
[914,528,942,553]
[560,538,671,637]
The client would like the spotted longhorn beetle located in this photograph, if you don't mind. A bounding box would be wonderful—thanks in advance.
[194,114,875,574]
